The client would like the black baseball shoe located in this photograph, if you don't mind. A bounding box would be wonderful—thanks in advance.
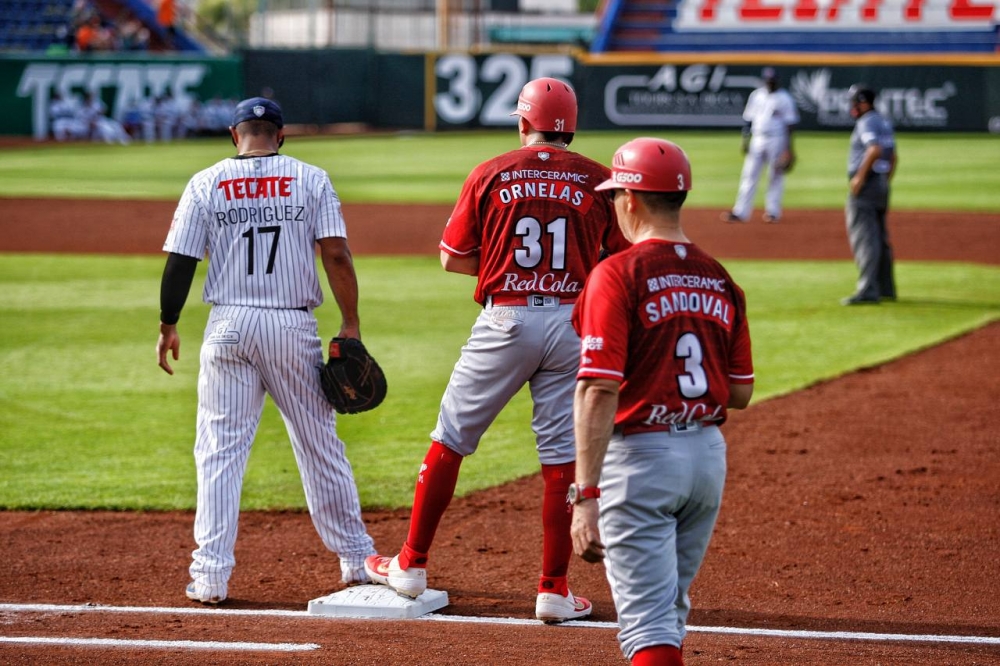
[841,294,880,306]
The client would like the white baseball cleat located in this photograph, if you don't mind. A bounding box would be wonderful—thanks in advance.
[364,554,427,598]
[535,590,593,623]
[185,581,226,605]
[341,563,372,586]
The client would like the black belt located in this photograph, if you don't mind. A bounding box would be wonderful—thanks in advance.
[293,306,308,312]
[613,422,706,436]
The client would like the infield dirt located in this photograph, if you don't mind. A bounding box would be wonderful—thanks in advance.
[1,200,998,665]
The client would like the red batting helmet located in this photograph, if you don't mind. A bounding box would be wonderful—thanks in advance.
[595,137,692,193]
[510,77,577,134]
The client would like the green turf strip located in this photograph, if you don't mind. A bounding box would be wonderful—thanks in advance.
[1,254,996,510]
[1,131,998,212]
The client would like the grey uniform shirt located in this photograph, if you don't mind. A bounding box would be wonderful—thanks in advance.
[847,110,896,179]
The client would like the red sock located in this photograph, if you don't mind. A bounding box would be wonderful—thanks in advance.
[539,461,574,591]
[403,441,463,559]
[631,645,684,666]
[538,574,569,596]
[397,542,427,570]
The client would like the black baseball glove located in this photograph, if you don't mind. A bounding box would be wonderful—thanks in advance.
[319,337,387,414]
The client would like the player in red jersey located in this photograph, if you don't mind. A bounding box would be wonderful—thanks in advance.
[366,77,628,622]
[570,138,754,665]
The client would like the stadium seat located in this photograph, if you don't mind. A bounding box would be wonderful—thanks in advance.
[591,0,998,53]
[0,0,72,52]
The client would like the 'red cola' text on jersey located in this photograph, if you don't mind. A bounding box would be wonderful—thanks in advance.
[572,240,754,431]
[440,145,629,306]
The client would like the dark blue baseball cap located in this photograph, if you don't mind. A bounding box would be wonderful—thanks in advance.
[849,84,876,105]
[231,97,283,128]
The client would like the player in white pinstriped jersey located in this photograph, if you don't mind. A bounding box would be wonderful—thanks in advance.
[155,97,375,604]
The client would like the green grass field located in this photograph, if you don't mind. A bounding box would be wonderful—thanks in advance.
[2,130,999,210]
[1,131,998,510]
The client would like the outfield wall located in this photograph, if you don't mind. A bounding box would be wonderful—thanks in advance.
[421,51,1000,132]
[1,54,242,140]
[3,50,999,138]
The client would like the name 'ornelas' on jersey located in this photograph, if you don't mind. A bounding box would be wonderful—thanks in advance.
[491,173,596,214]
[441,146,625,307]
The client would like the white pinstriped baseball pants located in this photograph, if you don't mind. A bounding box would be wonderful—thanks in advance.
[189,305,374,595]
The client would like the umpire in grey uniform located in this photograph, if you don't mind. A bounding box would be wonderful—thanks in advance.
[842,85,898,305]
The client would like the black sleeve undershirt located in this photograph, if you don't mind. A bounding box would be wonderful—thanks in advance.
[159,252,199,325]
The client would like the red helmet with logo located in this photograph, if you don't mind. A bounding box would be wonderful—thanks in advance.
[509,77,577,134]
[595,137,692,193]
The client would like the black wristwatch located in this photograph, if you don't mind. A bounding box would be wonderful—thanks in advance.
[567,484,601,505]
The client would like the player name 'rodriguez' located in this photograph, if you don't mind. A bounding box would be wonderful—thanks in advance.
[215,205,305,227]
[218,176,295,201]
[643,289,732,329]
[491,180,594,213]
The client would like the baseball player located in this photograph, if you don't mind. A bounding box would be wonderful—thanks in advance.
[722,67,799,224]
[122,94,156,143]
[571,138,754,665]
[155,96,376,604]
[81,92,131,145]
[154,91,182,141]
[364,77,629,623]
[48,91,88,142]
[842,84,898,305]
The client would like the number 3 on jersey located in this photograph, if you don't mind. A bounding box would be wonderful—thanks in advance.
[514,216,566,270]
[676,332,708,399]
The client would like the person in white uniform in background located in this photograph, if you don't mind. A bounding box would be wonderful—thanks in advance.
[82,91,131,145]
[155,91,183,141]
[49,91,88,141]
[155,96,376,604]
[722,67,799,224]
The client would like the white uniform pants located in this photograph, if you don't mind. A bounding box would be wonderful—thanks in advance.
[600,426,726,659]
[431,300,578,465]
[190,305,374,594]
[733,134,788,221]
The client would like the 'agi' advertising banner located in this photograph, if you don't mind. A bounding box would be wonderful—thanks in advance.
[427,53,1000,133]
[578,63,1000,132]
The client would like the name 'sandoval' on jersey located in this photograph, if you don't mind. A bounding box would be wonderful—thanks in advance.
[163,154,348,310]
[439,146,627,306]
[573,241,754,431]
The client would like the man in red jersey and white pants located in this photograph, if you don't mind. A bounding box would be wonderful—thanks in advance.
[365,77,628,622]
[571,138,755,664]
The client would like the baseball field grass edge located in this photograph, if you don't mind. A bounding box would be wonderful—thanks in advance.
[0,254,997,510]
[1,131,998,212]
